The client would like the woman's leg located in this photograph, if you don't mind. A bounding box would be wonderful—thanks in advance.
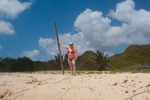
[72,60,76,75]
[68,59,73,75]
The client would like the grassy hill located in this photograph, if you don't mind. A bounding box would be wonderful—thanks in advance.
[63,51,96,70]
[76,51,96,70]
[108,44,150,69]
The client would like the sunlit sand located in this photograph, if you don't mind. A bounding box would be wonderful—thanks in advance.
[0,71,150,100]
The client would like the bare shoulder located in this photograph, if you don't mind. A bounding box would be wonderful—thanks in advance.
[74,48,77,51]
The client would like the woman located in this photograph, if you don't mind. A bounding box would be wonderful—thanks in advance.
[59,42,78,76]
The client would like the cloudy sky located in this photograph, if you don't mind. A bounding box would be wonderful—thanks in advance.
[0,0,150,61]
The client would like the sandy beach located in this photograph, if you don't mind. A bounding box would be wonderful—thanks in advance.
[0,71,150,100]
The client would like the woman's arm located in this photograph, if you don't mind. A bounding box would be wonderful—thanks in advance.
[74,48,78,60]
[59,43,68,49]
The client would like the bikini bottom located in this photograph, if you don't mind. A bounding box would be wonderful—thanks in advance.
[68,57,75,61]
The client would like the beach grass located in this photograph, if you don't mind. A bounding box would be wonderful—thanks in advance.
[19,65,150,75]
[85,71,95,74]
[111,65,150,73]
[95,71,103,74]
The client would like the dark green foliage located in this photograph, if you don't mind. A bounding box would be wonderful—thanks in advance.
[54,53,64,67]
[0,56,61,72]
[10,57,35,72]
[63,53,68,68]
[39,60,61,70]
[0,57,15,72]
[0,57,15,65]
[92,50,110,70]
[54,53,67,70]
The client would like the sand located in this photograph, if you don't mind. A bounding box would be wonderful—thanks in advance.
[0,71,150,100]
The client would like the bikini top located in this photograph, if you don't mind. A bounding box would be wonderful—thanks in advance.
[67,49,75,54]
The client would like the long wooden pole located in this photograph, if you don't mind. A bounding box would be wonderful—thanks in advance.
[54,22,64,75]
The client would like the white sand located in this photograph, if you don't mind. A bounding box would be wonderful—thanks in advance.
[0,72,150,100]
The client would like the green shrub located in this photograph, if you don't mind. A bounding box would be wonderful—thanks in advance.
[85,71,95,74]
[104,71,109,74]
[77,72,82,75]
[112,65,150,73]
[95,71,102,74]
[10,57,35,72]
[109,71,117,74]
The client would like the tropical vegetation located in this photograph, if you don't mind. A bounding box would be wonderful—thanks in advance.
[92,50,110,70]
[0,44,150,72]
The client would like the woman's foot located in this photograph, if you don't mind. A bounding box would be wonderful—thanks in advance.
[73,73,76,76]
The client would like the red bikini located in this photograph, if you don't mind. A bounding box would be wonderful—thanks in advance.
[67,49,75,61]
[68,57,75,61]
[67,49,75,54]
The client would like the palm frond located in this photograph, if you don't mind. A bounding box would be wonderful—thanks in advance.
[92,50,110,70]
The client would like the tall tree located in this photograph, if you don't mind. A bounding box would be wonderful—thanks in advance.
[10,57,35,72]
[55,53,63,67]
[92,50,110,70]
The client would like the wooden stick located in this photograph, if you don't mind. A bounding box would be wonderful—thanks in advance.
[54,22,64,75]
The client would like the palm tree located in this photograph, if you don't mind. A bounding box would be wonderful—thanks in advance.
[54,53,63,67]
[92,50,110,70]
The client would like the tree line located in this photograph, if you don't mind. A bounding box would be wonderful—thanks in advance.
[0,50,110,72]
[0,57,36,72]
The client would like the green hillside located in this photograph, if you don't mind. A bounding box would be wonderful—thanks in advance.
[76,51,96,70]
[63,51,96,70]
[108,44,150,69]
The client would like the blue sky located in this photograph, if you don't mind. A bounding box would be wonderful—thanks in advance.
[0,0,150,61]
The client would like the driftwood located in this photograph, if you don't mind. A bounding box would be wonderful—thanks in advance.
[54,22,64,75]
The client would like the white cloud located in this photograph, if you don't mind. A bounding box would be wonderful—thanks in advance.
[109,0,150,37]
[20,50,40,61]
[39,0,150,60]
[73,9,133,51]
[39,37,57,57]
[74,9,115,51]
[0,45,2,50]
[0,0,32,35]
[0,0,31,18]
[0,20,15,35]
